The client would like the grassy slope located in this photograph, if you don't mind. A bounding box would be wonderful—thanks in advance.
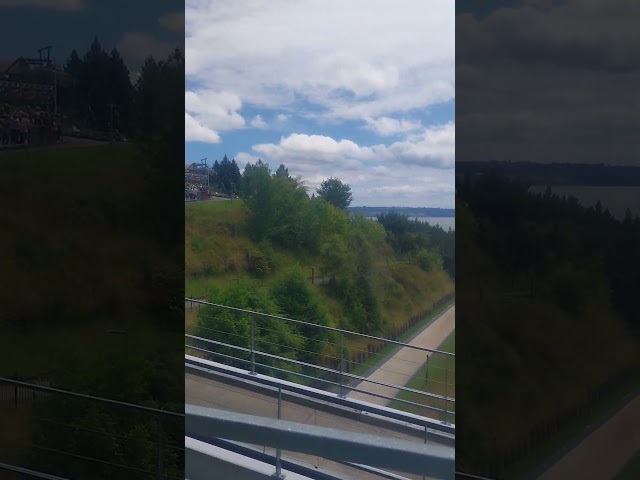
[185,199,454,337]
[0,144,183,465]
[1,144,159,376]
[456,224,640,474]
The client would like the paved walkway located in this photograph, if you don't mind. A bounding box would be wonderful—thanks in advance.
[536,393,640,480]
[347,306,455,406]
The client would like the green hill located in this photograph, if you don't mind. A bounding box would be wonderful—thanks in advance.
[186,199,454,336]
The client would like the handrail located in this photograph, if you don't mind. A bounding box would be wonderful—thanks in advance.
[186,404,455,479]
[186,334,455,405]
[185,298,455,357]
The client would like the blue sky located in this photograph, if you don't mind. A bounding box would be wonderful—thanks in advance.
[0,0,183,78]
[185,0,455,208]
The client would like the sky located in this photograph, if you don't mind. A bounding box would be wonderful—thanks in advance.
[185,0,455,208]
[0,0,184,78]
[456,0,640,166]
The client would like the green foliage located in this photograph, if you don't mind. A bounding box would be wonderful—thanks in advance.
[29,352,183,479]
[455,175,640,472]
[246,247,272,277]
[416,248,443,272]
[316,177,353,210]
[197,283,304,379]
[271,267,336,363]
[212,155,243,195]
[320,234,353,279]
[241,161,352,254]
[60,37,134,133]
[377,211,454,277]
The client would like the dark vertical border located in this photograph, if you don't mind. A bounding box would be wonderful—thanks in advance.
[0,2,185,479]
[456,1,640,478]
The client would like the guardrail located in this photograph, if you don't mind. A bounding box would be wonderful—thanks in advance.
[185,298,455,422]
[186,404,455,479]
[186,355,454,436]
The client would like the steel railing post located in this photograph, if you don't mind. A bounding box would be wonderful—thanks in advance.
[444,354,449,425]
[157,417,164,480]
[250,315,256,375]
[273,386,285,478]
[339,332,345,398]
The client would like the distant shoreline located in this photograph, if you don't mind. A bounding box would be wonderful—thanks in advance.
[348,206,455,217]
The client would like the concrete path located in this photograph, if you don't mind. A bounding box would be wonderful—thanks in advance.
[536,393,640,480]
[347,306,455,407]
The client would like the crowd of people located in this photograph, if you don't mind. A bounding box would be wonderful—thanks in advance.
[185,182,210,201]
[0,103,62,147]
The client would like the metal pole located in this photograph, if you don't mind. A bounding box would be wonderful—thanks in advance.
[339,332,345,398]
[250,316,256,375]
[444,355,449,425]
[53,69,57,116]
[157,417,164,479]
[273,387,285,478]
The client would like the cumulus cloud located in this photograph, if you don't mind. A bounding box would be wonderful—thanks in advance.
[185,113,221,143]
[250,115,267,129]
[364,116,423,137]
[0,0,85,10]
[457,0,640,164]
[251,124,454,172]
[185,90,245,133]
[185,0,454,121]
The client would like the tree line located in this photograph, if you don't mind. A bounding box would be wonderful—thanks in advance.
[455,174,640,475]
[58,36,183,138]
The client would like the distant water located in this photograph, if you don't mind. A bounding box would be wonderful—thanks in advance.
[368,216,455,231]
[529,185,640,220]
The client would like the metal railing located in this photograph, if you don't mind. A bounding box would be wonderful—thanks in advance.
[0,378,184,480]
[186,404,455,479]
[186,355,454,436]
[185,298,455,422]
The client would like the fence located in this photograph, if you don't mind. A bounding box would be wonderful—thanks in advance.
[0,374,52,408]
[0,377,184,480]
[185,298,455,423]
[461,363,640,479]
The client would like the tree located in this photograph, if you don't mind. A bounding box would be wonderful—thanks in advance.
[214,155,242,195]
[316,177,353,210]
[275,164,290,178]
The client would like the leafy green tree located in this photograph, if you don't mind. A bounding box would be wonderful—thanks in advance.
[320,234,353,280]
[197,283,304,379]
[416,248,443,272]
[316,177,353,210]
[271,268,336,363]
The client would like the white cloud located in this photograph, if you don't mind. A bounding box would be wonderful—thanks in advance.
[251,123,454,171]
[276,114,289,122]
[185,90,245,134]
[250,115,267,129]
[233,131,455,207]
[364,116,423,136]
[185,0,454,122]
[185,113,221,143]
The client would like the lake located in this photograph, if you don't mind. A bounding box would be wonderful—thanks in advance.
[529,185,640,220]
[367,216,455,231]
